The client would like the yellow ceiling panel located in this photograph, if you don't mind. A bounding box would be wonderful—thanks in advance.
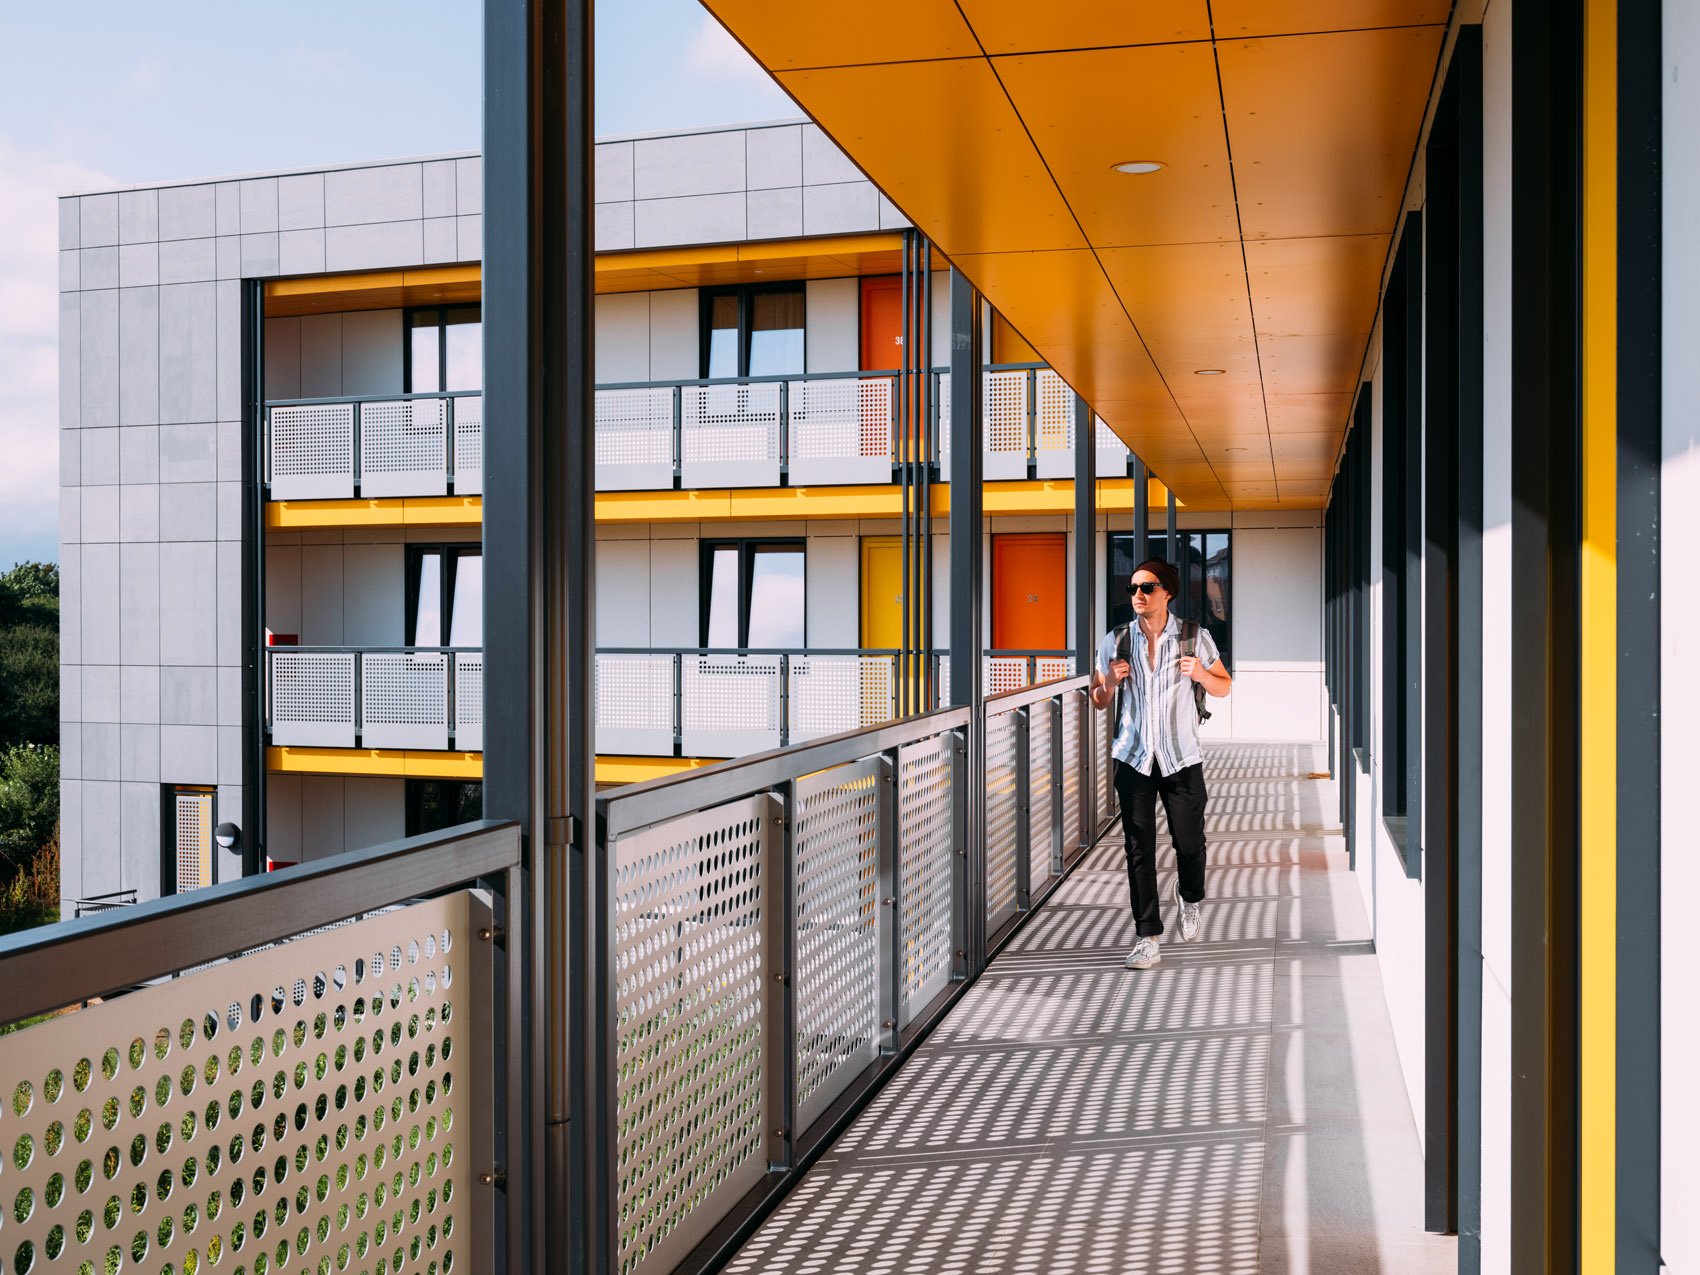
[1244,234,1390,334]
[1220,26,1443,240]
[1211,0,1450,38]
[701,1,978,69]
[1267,392,1356,434]
[958,0,1211,53]
[778,60,1088,256]
[994,43,1238,249]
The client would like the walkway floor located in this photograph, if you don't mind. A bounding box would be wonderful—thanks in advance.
[727,743,1457,1274]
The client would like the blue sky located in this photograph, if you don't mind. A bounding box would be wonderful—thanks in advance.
[0,1,798,572]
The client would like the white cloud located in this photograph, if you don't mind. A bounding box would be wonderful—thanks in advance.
[0,135,112,567]
[684,13,773,86]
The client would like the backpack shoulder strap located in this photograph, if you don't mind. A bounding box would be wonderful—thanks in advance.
[1179,618,1212,723]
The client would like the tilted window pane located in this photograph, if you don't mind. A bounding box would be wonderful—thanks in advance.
[706,547,741,647]
[412,552,443,647]
[707,294,740,379]
[746,548,805,648]
[748,289,804,377]
[444,309,482,392]
[409,316,441,393]
[449,554,483,647]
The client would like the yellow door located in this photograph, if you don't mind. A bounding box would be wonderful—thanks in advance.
[860,537,904,649]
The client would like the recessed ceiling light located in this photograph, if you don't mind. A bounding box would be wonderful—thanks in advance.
[1112,160,1164,175]
[1195,368,1226,376]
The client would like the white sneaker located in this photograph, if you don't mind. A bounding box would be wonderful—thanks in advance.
[1174,878,1201,944]
[1125,936,1162,970]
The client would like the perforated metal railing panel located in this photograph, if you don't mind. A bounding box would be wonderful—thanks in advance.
[594,655,675,755]
[612,796,775,1274]
[680,657,782,757]
[786,377,891,462]
[450,399,482,496]
[598,387,676,493]
[0,894,485,1275]
[984,659,1032,698]
[1061,692,1083,854]
[268,653,356,749]
[681,384,781,486]
[452,654,482,753]
[361,655,448,752]
[361,400,447,498]
[174,792,213,894]
[1036,656,1075,683]
[791,760,882,1132]
[984,714,1019,933]
[1027,706,1054,892]
[982,371,1029,476]
[897,734,955,1024]
[787,657,894,744]
[1034,369,1073,453]
[268,405,353,500]
[1101,706,1117,816]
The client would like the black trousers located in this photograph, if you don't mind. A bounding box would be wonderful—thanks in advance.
[1114,759,1209,938]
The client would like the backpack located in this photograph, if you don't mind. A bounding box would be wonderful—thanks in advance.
[1114,618,1212,726]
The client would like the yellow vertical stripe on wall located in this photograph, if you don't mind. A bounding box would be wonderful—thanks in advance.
[1581,0,1618,1265]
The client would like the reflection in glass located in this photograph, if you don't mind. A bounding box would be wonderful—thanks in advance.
[746,548,806,648]
[448,555,482,647]
[412,553,443,647]
[707,294,741,380]
[409,316,441,394]
[444,309,482,392]
[748,290,805,377]
[706,547,741,647]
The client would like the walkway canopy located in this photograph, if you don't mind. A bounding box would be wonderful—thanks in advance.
[700,2,1447,510]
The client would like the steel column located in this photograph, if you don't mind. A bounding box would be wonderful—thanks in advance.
[242,279,266,879]
[481,0,600,1269]
[947,269,986,972]
[1131,453,1149,569]
[1073,392,1098,835]
[1166,487,1177,562]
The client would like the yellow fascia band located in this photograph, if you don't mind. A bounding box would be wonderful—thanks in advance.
[268,747,483,779]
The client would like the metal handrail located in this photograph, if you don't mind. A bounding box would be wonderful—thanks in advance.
[986,670,1092,714]
[0,819,519,1027]
[263,388,484,408]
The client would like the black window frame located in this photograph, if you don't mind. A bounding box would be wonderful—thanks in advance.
[698,282,807,379]
[1380,213,1424,872]
[698,538,807,649]
[405,779,485,838]
[405,542,483,649]
[403,303,483,394]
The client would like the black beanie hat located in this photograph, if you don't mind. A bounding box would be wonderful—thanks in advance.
[1133,558,1180,600]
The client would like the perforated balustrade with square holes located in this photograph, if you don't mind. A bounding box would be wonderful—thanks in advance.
[0,895,485,1275]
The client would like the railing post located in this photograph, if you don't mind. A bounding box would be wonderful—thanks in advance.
[672,383,683,484]
[351,400,362,492]
[1014,706,1031,912]
[763,783,796,1172]
[1050,696,1066,875]
[446,394,456,487]
[1026,366,1038,473]
[353,650,364,743]
[779,652,791,747]
[950,728,970,981]
[779,378,790,480]
[1078,688,1095,850]
[876,752,900,1055]
[672,653,683,757]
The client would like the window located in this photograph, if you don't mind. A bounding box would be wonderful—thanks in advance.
[1106,531,1232,669]
[407,305,482,393]
[407,546,483,647]
[406,780,484,838]
[700,285,805,378]
[701,541,806,648]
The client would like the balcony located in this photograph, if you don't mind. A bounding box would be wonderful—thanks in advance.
[262,368,1133,502]
[265,645,1075,758]
[265,389,482,500]
[267,646,483,751]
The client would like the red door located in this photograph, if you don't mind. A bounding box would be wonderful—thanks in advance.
[992,534,1067,650]
[861,276,903,371]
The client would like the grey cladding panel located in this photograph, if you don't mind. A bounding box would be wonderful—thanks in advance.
[119,189,158,244]
[325,164,424,225]
[634,130,746,199]
[279,173,326,230]
[159,283,219,425]
[159,185,216,241]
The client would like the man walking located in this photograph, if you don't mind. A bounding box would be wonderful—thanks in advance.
[1090,558,1232,969]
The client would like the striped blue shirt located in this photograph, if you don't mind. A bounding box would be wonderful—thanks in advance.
[1097,614,1222,775]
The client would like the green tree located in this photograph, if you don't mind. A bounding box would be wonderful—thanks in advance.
[0,561,58,749]
[0,744,59,875]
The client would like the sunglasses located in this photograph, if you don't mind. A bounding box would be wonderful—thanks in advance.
[1128,581,1162,596]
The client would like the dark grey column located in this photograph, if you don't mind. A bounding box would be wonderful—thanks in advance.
[947,269,985,971]
[1131,453,1148,569]
[483,0,600,1269]
[1166,488,1178,562]
[1072,393,1096,671]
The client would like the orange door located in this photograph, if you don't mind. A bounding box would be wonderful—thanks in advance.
[992,534,1067,650]
[860,276,903,371]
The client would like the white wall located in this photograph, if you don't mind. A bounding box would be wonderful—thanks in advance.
[1664,0,1699,1266]
[266,774,405,864]
[805,278,858,373]
[263,310,404,399]
[266,529,467,646]
[805,531,859,646]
